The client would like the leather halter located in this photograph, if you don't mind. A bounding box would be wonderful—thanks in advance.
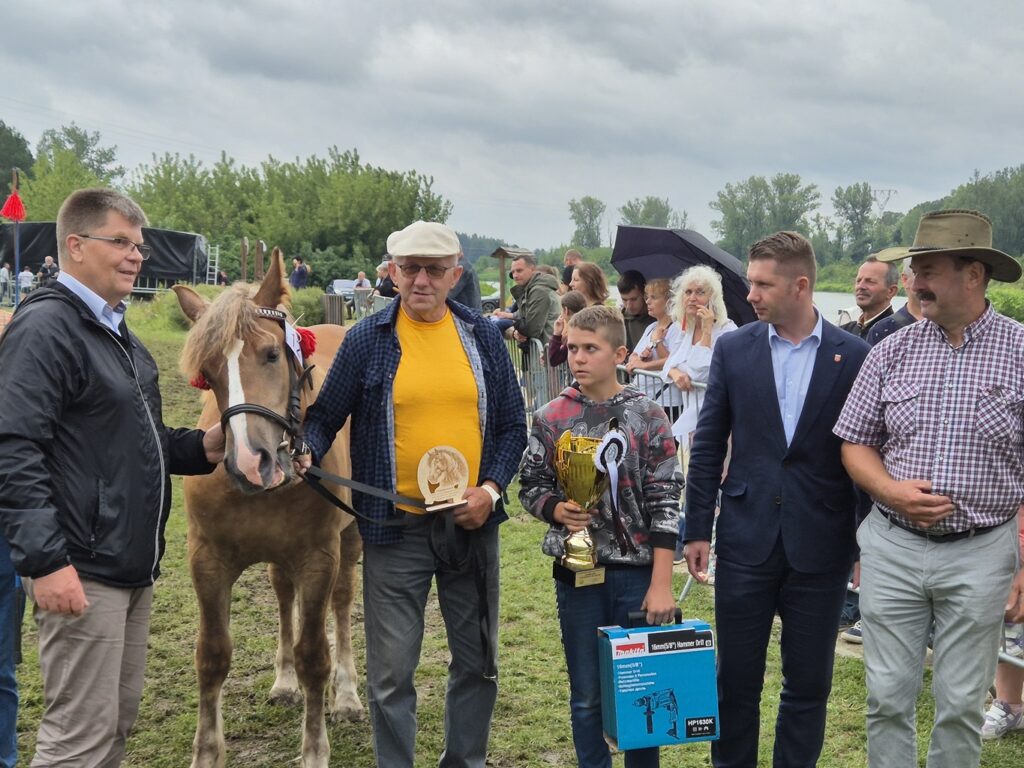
[218,307,314,457]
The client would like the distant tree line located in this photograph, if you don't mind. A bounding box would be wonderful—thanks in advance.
[1,121,450,286]
[567,167,1024,266]
[3,119,1023,282]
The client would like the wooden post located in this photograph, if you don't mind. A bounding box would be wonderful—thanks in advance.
[255,240,265,280]
[498,254,507,309]
[240,237,249,282]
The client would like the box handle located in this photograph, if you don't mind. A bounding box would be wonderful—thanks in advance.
[627,608,683,627]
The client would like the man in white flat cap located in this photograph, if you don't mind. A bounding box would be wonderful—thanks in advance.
[835,209,1024,768]
[301,221,526,768]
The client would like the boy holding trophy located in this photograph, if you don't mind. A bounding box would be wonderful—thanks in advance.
[519,305,684,768]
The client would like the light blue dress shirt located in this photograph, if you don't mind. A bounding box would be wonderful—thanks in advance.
[56,271,126,336]
[768,310,823,446]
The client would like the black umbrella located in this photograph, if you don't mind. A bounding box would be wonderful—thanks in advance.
[611,225,756,326]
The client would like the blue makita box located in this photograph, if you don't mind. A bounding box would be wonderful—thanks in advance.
[598,619,719,750]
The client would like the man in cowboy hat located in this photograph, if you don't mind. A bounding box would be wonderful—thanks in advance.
[834,209,1024,768]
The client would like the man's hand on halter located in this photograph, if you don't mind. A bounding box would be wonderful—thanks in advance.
[31,564,89,615]
[203,422,226,464]
[292,452,312,477]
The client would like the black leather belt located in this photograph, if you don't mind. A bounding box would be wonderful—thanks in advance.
[879,509,1008,542]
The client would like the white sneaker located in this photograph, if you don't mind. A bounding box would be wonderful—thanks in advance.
[981,700,1024,740]
[1003,622,1024,659]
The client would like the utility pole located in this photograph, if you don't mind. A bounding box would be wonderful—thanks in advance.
[871,188,897,218]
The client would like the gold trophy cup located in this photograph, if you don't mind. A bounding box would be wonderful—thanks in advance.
[553,431,611,587]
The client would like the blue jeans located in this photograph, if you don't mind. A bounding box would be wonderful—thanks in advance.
[0,535,17,768]
[555,566,659,768]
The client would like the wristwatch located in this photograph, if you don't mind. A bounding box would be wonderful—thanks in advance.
[481,484,501,511]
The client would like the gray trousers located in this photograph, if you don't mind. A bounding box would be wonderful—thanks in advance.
[363,515,500,768]
[858,508,1019,768]
[24,578,152,768]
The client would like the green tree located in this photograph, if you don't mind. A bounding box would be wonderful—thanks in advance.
[618,196,688,229]
[127,153,214,233]
[866,210,904,252]
[831,183,875,261]
[21,148,103,220]
[458,233,513,264]
[808,213,836,264]
[36,122,124,183]
[766,173,820,233]
[0,120,34,177]
[568,196,605,248]
[709,176,771,258]
[900,197,948,249]
[710,173,820,259]
[947,166,1024,256]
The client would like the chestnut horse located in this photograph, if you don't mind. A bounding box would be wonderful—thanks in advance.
[173,251,361,768]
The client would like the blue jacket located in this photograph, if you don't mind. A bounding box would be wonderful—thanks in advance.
[685,320,870,572]
[304,299,527,544]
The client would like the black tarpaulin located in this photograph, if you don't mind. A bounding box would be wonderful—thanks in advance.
[0,222,208,283]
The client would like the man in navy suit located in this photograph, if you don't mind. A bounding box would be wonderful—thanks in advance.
[684,231,870,767]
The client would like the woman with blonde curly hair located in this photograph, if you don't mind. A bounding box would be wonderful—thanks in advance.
[568,262,609,306]
[663,265,738,562]
[663,264,737,439]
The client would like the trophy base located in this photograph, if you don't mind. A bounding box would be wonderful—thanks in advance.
[553,561,606,588]
[425,499,469,513]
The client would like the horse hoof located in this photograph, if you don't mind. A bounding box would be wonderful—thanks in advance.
[329,700,365,723]
[268,686,303,707]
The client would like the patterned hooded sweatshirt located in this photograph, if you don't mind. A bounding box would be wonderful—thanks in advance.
[519,385,684,566]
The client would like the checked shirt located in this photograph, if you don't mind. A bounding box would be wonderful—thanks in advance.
[834,304,1024,534]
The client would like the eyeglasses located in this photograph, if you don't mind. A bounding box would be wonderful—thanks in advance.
[77,234,152,260]
[394,263,456,279]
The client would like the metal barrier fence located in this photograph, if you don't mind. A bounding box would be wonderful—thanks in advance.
[322,292,394,325]
[502,340,706,427]
[353,287,373,320]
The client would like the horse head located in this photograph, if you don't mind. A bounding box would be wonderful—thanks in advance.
[174,248,301,493]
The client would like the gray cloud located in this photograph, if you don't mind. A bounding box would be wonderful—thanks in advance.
[3,0,1023,248]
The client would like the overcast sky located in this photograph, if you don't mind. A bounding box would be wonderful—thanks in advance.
[3,1,1022,250]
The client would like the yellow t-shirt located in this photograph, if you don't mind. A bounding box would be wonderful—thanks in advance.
[393,307,482,513]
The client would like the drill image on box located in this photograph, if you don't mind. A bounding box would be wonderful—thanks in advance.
[634,688,679,739]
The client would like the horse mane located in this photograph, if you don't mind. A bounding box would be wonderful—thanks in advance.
[180,284,290,379]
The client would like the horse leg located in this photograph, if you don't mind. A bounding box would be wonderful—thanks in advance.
[330,523,364,722]
[293,556,337,768]
[190,551,240,768]
[268,563,302,706]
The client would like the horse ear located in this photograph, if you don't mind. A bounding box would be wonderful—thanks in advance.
[172,284,208,324]
[254,247,289,309]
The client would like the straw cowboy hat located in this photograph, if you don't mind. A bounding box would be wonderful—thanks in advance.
[876,209,1022,283]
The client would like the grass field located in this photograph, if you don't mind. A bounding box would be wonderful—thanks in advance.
[13,292,1024,766]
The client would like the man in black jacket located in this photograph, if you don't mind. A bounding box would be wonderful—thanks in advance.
[0,188,224,767]
[448,252,482,311]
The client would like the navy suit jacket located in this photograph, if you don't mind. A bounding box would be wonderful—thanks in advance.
[685,319,871,573]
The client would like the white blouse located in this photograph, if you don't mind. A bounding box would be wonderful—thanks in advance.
[630,321,684,407]
[661,319,738,438]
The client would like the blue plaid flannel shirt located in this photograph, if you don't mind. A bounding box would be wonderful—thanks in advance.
[303,299,527,545]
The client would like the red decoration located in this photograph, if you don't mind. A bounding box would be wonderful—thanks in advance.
[0,190,26,222]
[190,374,211,390]
[297,327,317,359]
